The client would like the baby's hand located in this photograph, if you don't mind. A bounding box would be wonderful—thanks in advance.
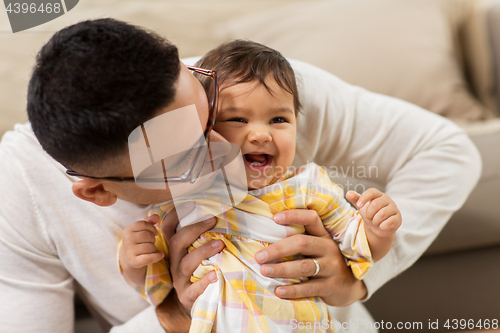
[346,188,402,239]
[120,214,164,269]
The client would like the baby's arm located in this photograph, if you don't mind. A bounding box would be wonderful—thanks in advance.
[346,189,402,262]
[119,214,164,287]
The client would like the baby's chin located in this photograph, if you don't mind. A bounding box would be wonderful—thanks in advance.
[246,175,278,191]
[245,164,292,190]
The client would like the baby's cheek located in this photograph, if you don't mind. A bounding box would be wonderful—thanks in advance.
[214,127,241,145]
[281,141,296,166]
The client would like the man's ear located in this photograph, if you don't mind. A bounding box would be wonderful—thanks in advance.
[72,179,118,207]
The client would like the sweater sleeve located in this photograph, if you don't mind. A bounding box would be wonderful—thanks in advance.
[290,59,482,299]
[0,146,75,333]
[0,125,166,333]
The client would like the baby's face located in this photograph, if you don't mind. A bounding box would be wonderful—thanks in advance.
[214,76,297,190]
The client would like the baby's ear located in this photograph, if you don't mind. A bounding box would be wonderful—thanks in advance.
[72,179,117,207]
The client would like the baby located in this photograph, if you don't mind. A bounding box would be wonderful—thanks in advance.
[119,40,402,332]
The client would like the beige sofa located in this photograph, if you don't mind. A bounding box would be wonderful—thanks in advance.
[1,0,499,331]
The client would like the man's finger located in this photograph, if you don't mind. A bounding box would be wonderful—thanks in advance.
[275,279,323,300]
[273,209,329,238]
[169,217,217,255]
[178,270,218,310]
[161,202,196,242]
[169,217,217,282]
[255,235,333,264]
[276,278,367,307]
[261,257,328,279]
[178,239,225,280]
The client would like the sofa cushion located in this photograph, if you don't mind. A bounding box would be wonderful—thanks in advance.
[216,0,497,121]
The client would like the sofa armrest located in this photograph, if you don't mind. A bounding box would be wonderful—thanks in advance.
[488,0,500,115]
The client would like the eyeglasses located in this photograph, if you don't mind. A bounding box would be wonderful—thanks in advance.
[66,65,218,184]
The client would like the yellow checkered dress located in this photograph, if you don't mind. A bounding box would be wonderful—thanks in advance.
[141,163,372,332]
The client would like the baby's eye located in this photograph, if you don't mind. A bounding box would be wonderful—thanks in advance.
[227,117,247,123]
[270,117,288,124]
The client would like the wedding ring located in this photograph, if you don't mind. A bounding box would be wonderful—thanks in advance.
[311,258,320,277]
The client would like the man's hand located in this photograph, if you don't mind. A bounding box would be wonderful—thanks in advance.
[156,202,224,325]
[155,289,192,333]
[255,209,367,307]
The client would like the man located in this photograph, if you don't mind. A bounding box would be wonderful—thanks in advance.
[0,19,480,332]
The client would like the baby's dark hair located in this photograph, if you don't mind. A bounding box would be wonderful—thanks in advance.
[27,18,180,172]
[195,40,301,115]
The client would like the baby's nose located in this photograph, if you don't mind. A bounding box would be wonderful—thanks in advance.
[248,128,272,144]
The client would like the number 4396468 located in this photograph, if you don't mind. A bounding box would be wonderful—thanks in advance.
[6,3,62,14]
[444,319,498,330]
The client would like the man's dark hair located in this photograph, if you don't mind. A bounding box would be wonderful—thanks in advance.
[195,40,301,114]
[27,18,180,172]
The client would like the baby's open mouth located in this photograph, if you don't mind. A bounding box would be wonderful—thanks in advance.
[244,154,273,172]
